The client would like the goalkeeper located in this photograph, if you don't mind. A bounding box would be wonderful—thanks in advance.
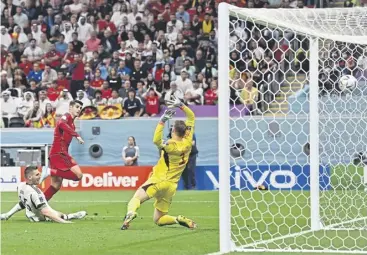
[121,97,197,230]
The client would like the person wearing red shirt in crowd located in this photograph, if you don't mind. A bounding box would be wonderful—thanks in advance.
[47,80,62,102]
[18,55,33,76]
[44,44,62,69]
[63,43,76,65]
[101,81,112,99]
[56,72,70,91]
[69,53,85,98]
[143,87,162,117]
[96,14,117,34]
[204,80,218,105]
[90,69,104,89]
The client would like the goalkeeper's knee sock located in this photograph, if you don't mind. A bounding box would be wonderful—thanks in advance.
[156,215,178,226]
[127,197,141,213]
[44,185,58,201]
[51,169,80,181]
[4,202,24,219]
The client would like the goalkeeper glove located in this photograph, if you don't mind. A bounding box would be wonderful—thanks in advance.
[160,108,176,124]
[166,96,184,108]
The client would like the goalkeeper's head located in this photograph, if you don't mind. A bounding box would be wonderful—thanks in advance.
[171,120,186,139]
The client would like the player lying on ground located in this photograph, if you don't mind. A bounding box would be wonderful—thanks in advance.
[0,100,85,220]
[1,166,86,223]
[121,96,197,230]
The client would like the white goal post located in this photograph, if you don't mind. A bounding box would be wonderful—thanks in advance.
[218,3,367,254]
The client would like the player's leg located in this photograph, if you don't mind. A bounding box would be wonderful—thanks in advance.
[54,209,87,221]
[153,183,197,229]
[44,155,83,182]
[43,176,63,201]
[0,202,25,221]
[121,187,152,230]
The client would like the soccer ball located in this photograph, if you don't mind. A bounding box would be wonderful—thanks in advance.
[338,75,357,91]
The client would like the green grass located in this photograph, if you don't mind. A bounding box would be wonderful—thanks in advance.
[1,190,367,255]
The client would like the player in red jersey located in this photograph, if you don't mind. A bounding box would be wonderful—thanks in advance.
[1,100,85,221]
[40,100,85,201]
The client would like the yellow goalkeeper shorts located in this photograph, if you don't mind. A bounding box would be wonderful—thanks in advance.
[141,179,178,213]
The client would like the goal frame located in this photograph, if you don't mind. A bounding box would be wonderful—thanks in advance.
[217,3,366,254]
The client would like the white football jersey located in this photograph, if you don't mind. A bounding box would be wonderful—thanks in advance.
[17,182,50,222]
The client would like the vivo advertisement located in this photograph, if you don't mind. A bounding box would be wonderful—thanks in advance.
[177,165,331,191]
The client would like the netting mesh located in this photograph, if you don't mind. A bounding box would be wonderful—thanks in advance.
[227,6,367,252]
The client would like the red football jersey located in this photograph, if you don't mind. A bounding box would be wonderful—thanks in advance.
[49,113,79,155]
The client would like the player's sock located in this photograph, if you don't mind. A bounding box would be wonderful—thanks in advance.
[44,186,58,201]
[1,202,25,220]
[51,169,80,181]
[127,197,141,213]
[156,215,178,226]
[40,166,51,183]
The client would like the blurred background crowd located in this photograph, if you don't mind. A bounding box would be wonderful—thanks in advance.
[1,0,366,128]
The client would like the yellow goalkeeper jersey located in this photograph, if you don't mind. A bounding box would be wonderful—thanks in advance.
[150,106,195,184]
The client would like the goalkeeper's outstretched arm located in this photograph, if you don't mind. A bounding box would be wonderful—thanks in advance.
[180,105,195,141]
[153,109,176,149]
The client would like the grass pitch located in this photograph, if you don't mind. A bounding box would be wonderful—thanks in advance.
[1,190,366,255]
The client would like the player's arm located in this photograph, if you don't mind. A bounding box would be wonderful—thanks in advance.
[29,194,71,223]
[40,207,72,223]
[58,118,79,137]
[181,104,195,141]
[166,96,195,141]
[58,117,84,144]
[153,109,176,149]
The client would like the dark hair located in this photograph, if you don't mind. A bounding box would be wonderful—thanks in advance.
[128,136,136,146]
[70,100,83,107]
[24,165,38,178]
[174,120,186,138]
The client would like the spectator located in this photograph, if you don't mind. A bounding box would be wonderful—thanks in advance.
[176,5,190,24]
[41,102,56,128]
[175,48,189,74]
[106,67,122,91]
[83,80,95,99]
[184,80,203,105]
[38,90,51,114]
[183,59,196,81]
[101,81,112,99]
[47,80,61,102]
[123,89,143,117]
[176,69,193,94]
[142,87,162,117]
[27,62,43,84]
[91,69,104,89]
[54,89,73,116]
[136,81,146,101]
[85,31,100,53]
[122,136,139,166]
[204,80,218,105]
[23,39,43,63]
[1,90,17,117]
[13,6,28,29]
[71,32,84,54]
[108,89,123,105]
[13,26,28,44]
[76,90,91,107]
[131,59,148,88]
[118,80,131,100]
[201,59,218,82]
[41,64,57,87]
[25,80,41,99]
[17,91,35,117]
[24,101,43,127]
[77,16,94,43]
[92,90,107,106]
[69,53,85,98]
[239,79,259,115]
[38,33,52,53]
[164,81,184,101]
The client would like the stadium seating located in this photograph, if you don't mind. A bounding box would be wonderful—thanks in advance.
[0,0,364,127]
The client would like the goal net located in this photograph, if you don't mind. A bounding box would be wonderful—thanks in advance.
[217,4,367,254]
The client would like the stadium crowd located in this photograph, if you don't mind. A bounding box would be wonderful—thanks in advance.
[0,0,365,127]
